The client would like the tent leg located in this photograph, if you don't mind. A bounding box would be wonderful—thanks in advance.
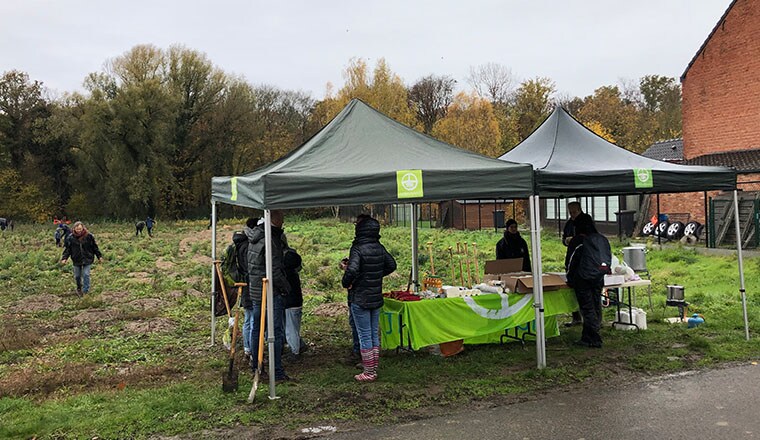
[732,191,750,340]
[210,201,217,346]
[529,195,546,369]
[264,210,280,399]
[411,203,419,291]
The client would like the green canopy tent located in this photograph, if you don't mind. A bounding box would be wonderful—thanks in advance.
[211,99,537,398]
[499,107,748,352]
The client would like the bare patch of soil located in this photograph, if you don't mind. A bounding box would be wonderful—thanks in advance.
[193,255,213,266]
[186,288,206,298]
[124,298,165,311]
[0,318,43,351]
[312,302,349,318]
[0,361,185,398]
[166,290,185,299]
[101,290,132,304]
[7,293,63,313]
[72,309,119,323]
[127,272,153,283]
[123,318,176,334]
[156,257,174,270]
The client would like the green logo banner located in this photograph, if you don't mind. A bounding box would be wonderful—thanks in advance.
[380,289,577,350]
[396,170,423,199]
[633,168,653,188]
[230,177,238,201]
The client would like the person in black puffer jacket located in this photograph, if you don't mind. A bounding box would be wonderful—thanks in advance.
[341,215,396,382]
[60,221,103,296]
[495,218,531,272]
[244,211,291,382]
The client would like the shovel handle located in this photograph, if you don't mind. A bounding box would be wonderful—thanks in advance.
[214,261,232,317]
[256,278,268,370]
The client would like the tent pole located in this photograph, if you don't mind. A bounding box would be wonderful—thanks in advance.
[704,192,709,249]
[732,191,750,340]
[529,195,546,369]
[210,201,217,345]
[656,194,661,246]
[264,210,279,399]
[411,203,419,291]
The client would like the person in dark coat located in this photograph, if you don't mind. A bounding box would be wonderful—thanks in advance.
[562,201,584,326]
[341,215,397,382]
[60,221,103,296]
[495,219,532,272]
[245,211,291,382]
[135,221,145,236]
[145,217,155,237]
[565,213,606,348]
[283,246,308,357]
[55,223,71,247]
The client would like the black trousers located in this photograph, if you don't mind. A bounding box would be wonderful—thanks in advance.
[574,279,604,346]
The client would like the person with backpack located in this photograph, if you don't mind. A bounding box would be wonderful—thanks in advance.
[224,224,250,359]
[341,214,397,382]
[60,221,103,296]
[563,201,585,327]
[565,213,611,348]
[245,211,292,383]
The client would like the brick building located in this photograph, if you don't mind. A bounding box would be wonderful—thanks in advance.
[649,0,760,225]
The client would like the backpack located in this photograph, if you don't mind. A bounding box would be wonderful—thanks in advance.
[221,237,248,285]
[568,233,612,284]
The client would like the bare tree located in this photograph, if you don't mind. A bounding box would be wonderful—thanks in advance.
[408,75,456,134]
[466,63,516,104]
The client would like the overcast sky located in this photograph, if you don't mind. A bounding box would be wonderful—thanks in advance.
[0,0,730,100]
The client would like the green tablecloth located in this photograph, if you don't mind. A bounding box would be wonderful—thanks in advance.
[380,288,578,350]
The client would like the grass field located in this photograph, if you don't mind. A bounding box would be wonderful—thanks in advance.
[1,218,758,439]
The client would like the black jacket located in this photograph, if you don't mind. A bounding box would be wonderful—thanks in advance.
[232,231,252,309]
[245,224,290,306]
[342,218,397,309]
[495,231,531,272]
[283,248,303,309]
[62,233,102,266]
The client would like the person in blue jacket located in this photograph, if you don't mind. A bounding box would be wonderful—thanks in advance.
[145,217,155,237]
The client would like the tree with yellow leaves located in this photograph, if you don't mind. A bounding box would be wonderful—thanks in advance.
[312,58,417,128]
[432,92,502,157]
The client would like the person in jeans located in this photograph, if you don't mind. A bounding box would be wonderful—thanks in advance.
[341,215,397,382]
[246,211,291,382]
[60,221,103,296]
[233,220,253,361]
[283,246,308,358]
[145,217,155,237]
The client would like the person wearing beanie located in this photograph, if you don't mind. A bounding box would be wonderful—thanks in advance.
[495,219,532,272]
[60,221,103,296]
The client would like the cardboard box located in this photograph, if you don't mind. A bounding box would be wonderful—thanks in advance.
[604,274,625,286]
[484,258,525,275]
[485,273,567,293]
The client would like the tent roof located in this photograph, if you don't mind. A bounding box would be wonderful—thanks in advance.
[499,107,736,197]
[212,99,534,209]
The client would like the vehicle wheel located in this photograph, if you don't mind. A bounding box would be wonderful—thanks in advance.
[684,221,702,238]
[641,221,656,236]
[666,221,684,240]
[654,220,669,237]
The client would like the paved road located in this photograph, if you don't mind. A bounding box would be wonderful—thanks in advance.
[324,363,760,440]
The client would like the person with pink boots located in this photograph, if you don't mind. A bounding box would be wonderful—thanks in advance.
[341,214,396,382]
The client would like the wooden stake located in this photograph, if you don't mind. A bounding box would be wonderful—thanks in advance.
[464,242,472,286]
[448,246,455,285]
[426,241,435,275]
[472,242,480,284]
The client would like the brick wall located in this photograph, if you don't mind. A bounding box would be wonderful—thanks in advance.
[682,0,760,159]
